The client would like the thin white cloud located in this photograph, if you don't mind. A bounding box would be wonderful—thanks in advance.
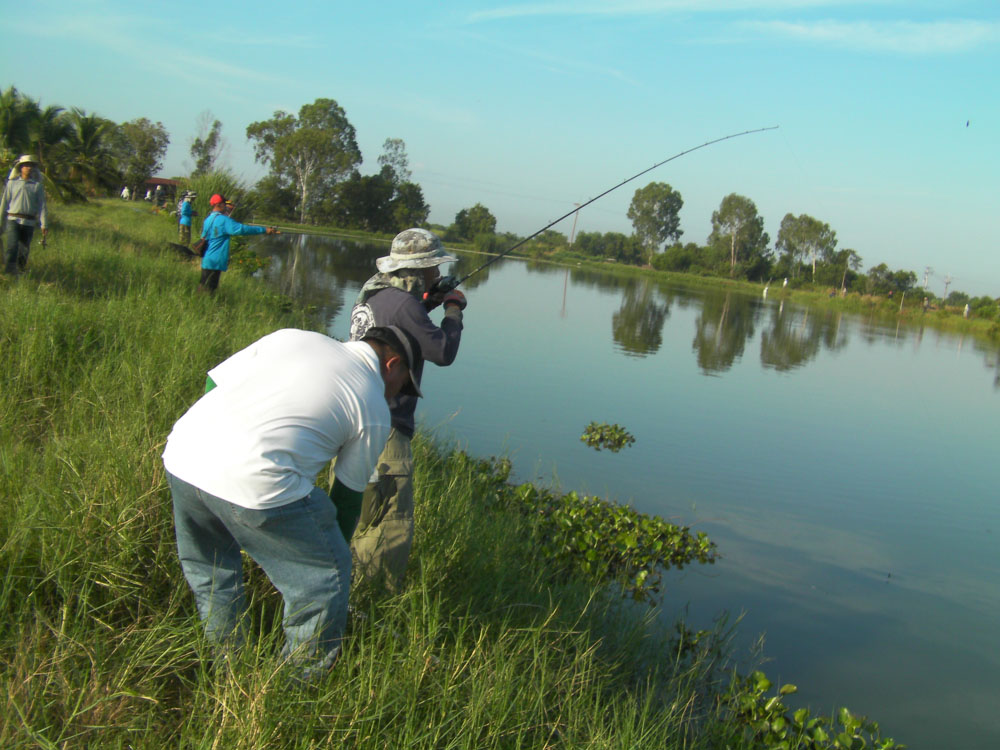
[744,19,1000,53]
[220,34,323,49]
[31,10,293,87]
[467,1,872,23]
[452,30,640,86]
[379,94,480,129]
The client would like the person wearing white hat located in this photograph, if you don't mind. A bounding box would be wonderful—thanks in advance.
[344,227,468,591]
[1,155,47,275]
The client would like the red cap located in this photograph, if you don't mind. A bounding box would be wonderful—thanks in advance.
[209,194,225,206]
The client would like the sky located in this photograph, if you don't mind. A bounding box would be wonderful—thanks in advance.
[3,0,998,296]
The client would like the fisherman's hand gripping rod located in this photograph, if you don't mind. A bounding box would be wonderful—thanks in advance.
[426,125,779,300]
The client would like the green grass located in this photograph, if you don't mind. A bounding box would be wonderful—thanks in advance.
[0,200,903,749]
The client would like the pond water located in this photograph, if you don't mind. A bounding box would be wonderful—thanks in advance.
[257,233,1000,749]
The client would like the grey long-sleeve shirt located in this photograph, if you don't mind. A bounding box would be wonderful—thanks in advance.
[352,285,463,437]
[1,176,47,229]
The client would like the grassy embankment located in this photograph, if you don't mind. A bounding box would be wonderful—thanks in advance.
[0,201,902,749]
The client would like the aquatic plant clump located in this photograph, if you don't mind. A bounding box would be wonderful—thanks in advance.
[581,421,636,452]
[450,452,715,602]
[721,671,905,749]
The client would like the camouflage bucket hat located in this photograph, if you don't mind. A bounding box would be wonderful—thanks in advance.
[376,228,458,273]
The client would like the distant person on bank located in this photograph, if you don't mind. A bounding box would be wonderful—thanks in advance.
[163,325,424,679]
[1,154,48,276]
[197,193,277,294]
[178,191,197,247]
[343,228,467,591]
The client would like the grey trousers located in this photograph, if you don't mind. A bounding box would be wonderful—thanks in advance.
[4,222,34,273]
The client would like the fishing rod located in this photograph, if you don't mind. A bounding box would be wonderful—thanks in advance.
[262,224,390,244]
[437,125,779,294]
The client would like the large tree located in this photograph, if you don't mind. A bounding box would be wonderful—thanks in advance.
[377,137,412,184]
[117,117,170,194]
[866,263,917,296]
[708,193,770,278]
[775,213,837,281]
[627,182,683,263]
[836,248,863,291]
[454,203,496,240]
[392,181,430,228]
[246,98,361,224]
[190,112,224,176]
[329,171,395,232]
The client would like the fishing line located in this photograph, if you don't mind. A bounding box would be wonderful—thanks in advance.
[452,125,779,287]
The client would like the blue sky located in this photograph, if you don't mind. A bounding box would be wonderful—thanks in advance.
[3,0,998,295]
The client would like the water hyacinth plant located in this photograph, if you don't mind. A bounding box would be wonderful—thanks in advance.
[581,421,636,452]
[446,452,716,602]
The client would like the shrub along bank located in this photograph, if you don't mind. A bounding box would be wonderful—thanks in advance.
[0,200,904,748]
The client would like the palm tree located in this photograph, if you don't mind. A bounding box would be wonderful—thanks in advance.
[0,86,34,158]
[25,99,71,170]
[58,108,122,196]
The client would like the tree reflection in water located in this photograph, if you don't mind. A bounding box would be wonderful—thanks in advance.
[691,290,757,373]
[258,232,380,331]
[612,279,671,357]
[760,304,848,371]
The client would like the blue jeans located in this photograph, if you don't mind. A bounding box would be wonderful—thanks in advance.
[168,472,351,673]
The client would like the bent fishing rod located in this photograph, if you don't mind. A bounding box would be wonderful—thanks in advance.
[436,125,779,295]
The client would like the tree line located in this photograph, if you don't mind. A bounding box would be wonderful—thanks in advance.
[3,86,991,311]
[0,85,168,202]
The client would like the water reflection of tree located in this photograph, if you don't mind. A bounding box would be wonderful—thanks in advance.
[691,291,757,373]
[450,251,496,291]
[571,266,631,293]
[759,305,848,371]
[259,233,384,329]
[973,339,1000,390]
[612,280,670,357]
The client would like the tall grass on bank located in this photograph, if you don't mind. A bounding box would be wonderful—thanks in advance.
[1,201,902,749]
[0,201,718,748]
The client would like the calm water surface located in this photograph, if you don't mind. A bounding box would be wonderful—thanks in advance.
[258,233,999,748]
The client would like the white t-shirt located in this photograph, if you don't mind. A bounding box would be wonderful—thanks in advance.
[162,330,391,509]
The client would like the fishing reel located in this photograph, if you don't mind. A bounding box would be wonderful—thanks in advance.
[422,274,460,311]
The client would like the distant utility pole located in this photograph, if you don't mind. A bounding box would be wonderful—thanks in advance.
[568,203,581,248]
[943,275,952,300]
[923,266,933,288]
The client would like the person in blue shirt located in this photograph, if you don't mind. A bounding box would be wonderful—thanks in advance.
[178,191,197,247]
[197,194,277,294]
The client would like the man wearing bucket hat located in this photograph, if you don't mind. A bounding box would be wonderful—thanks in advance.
[1,155,48,276]
[343,227,467,591]
[163,325,423,679]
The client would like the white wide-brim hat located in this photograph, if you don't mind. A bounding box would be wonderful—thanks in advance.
[376,228,458,273]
